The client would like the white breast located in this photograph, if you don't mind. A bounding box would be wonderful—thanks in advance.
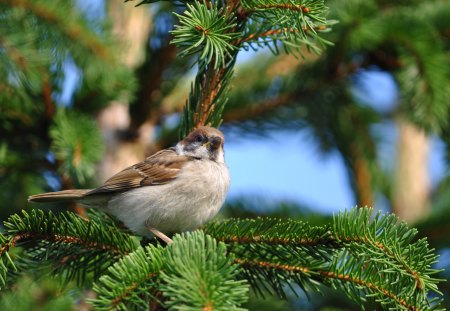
[105,159,230,238]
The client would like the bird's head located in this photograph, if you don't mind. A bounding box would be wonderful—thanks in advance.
[176,126,225,163]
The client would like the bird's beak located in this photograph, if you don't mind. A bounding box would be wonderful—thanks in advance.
[204,141,211,148]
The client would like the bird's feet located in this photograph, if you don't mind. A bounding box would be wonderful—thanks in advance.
[148,227,173,244]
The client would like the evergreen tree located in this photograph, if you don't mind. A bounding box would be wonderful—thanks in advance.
[0,0,447,309]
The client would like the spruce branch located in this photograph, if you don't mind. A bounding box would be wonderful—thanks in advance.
[160,232,248,311]
[251,3,312,13]
[91,245,164,310]
[204,208,445,310]
[171,1,240,69]
[205,217,334,248]
[0,0,136,114]
[240,25,329,43]
[180,60,236,137]
[0,33,29,72]
[0,209,138,285]
[0,207,444,309]
[0,233,16,287]
[332,209,444,306]
[205,218,334,298]
[240,0,330,55]
[50,110,104,184]
[223,93,295,122]
[173,0,241,136]
[91,232,248,311]
[0,0,112,62]
[0,275,76,310]
[320,251,418,310]
[167,0,332,135]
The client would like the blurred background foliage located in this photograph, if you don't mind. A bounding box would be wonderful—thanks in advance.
[0,0,449,309]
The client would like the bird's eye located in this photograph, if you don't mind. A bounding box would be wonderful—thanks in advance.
[195,135,204,143]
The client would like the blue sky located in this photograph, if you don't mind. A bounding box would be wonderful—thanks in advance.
[224,125,447,214]
[225,130,353,213]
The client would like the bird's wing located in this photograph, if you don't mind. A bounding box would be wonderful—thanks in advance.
[86,148,190,195]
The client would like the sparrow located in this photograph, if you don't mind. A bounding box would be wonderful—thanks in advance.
[28,126,230,244]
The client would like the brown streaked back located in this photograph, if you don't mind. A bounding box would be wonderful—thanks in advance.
[86,148,191,196]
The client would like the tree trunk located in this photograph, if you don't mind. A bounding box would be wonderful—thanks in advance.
[392,118,430,223]
[97,1,152,182]
[353,153,374,208]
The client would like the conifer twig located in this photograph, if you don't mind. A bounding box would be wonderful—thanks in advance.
[204,209,444,309]
[0,0,112,61]
[248,3,311,14]
[240,25,328,43]
[0,34,28,70]
[195,64,227,127]
[2,232,127,256]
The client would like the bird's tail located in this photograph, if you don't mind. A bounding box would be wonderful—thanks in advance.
[28,189,91,203]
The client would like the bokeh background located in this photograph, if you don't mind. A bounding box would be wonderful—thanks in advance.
[1,0,449,309]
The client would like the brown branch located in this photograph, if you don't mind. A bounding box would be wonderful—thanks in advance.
[238,3,311,20]
[0,231,127,258]
[337,235,423,291]
[242,28,294,43]
[235,258,419,311]
[42,80,55,119]
[191,1,243,129]
[215,233,334,247]
[241,25,328,43]
[250,4,310,14]
[350,144,374,208]
[194,64,228,128]
[111,272,159,308]
[235,258,310,273]
[223,93,295,122]
[319,270,418,311]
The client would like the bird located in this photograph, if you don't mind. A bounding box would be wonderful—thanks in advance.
[28,126,230,244]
